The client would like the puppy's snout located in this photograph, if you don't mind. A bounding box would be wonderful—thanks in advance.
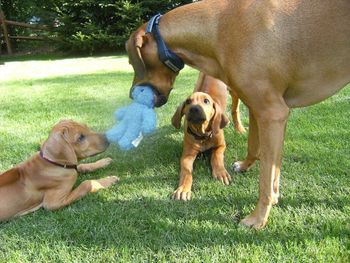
[187,105,206,124]
[189,106,200,114]
[102,133,110,148]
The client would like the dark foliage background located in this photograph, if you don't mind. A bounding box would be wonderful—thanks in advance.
[0,0,193,54]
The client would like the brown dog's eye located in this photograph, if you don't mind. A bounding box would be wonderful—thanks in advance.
[78,134,86,142]
[204,98,210,104]
[185,99,192,105]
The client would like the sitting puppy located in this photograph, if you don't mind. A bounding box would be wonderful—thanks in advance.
[0,120,118,221]
[171,73,242,201]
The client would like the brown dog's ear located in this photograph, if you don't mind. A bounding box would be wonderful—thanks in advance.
[171,102,186,129]
[126,30,146,79]
[212,102,230,134]
[41,126,77,164]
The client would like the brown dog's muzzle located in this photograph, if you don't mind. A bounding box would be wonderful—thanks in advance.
[129,83,168,108]
[187,105,206,124]
[102,133,110,148]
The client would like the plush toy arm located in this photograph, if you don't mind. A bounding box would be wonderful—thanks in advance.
[141,108,157,135]
[114,106,128,121]
[105,122,127,144]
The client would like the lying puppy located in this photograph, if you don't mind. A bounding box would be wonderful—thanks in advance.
[171,73,239,201]
[0,120,118,221]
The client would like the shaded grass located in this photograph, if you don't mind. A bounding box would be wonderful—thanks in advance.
[0,55,349,262]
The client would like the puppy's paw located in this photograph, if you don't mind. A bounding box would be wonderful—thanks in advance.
[92,176,119,192]
[97,157,113,168]
[172,186,192,201]
[212,169,231,185]
[102,176,119,187]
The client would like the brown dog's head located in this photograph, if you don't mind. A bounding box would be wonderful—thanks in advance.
[171,92,229,135]
[41,120,109,163]
[126,25,180,107]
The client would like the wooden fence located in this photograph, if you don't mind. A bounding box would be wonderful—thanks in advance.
[0,9,51,55]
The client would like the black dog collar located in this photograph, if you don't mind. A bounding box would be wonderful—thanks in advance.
[39,150,78,171]
[187,127,213,141]
[146,14,184,73]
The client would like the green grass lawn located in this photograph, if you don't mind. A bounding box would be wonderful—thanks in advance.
[0,55,349,262]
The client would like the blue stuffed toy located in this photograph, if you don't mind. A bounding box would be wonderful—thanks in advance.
[106,85,157,151]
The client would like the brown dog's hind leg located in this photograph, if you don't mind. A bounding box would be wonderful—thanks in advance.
[240,103,289,229]
[272,155,282,205]
[231,90,246,134]
[43,176,119,210]
[77,158,113,173]
[211,145,231,185]
[233,109,259,172]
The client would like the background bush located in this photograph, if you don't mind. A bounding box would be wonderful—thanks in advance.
[0,0,194,54]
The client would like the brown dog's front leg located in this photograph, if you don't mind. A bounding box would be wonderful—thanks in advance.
[211,145,231,185]
[240,105,289,229]
[43,176,119,210]
[77,157,112,173]
[233,109,259,172]
[173,146,198,201]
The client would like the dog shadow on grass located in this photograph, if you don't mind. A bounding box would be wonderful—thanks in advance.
[2,188,348,254]
[1,78,349,255]
[1,122,348,254]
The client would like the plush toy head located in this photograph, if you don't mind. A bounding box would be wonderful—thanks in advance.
[105,84,157,150]
[132,85,155,108]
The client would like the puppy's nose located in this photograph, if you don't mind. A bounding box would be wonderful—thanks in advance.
[187,105,206,124]
[189,106,200,114]
[102,133,110,147]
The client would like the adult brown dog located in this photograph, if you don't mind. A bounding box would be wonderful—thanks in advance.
[171,72,244,201]
[0,120,118,221]
[126,0,350,228]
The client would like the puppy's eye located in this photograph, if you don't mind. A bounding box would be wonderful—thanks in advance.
[185,99,192,105]
[78,134,86,142]
[204,98,210,104]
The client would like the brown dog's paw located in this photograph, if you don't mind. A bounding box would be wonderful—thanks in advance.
[235,123,246,134]
[101,176,119,187]
[232,161,249,173]
[96,157,113,168]
[212,169,231,185]
[91,176,119,192]
[240,214,267,230]
[172,186,192,201]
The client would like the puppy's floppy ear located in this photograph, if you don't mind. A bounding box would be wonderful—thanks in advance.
[171,101,186,129]
[211,102,230,134]
[41,126,77,164]
[126,30,146,79]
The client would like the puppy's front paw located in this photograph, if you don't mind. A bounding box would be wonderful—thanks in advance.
[172,186,192,201]
[212,169,231,185]
[97,157,113,168]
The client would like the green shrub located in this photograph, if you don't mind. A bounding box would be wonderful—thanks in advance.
[1,0,193,54]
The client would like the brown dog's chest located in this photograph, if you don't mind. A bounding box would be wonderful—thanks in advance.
[185,129,224,153]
